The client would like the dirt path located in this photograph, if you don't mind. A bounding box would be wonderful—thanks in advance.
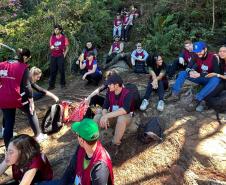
[0,72,226,184]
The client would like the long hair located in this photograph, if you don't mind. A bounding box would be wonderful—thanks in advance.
[151,53,166,73]
[9,134,41,168]
[16,48,31,63]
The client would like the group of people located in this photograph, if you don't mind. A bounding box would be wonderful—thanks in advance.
[1,5,226,184]
[112,5,139,41]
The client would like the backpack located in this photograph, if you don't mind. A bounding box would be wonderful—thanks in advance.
[206,90,226,123]
[125,83,141,110]
[137,117,163,144]
[41,104,63,134]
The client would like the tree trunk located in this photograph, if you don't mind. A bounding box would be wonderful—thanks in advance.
[211,0,215,32]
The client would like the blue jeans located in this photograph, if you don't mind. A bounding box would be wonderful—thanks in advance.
[172,70,221,101]
[113,26,122,37]
[143,80,165,101]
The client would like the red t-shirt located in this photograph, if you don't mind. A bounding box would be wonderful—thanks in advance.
[12,153,53,184]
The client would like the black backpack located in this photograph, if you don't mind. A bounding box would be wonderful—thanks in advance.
[41,104,63,134]
[138,117,163,144]
[125,83,141,110]
[206,90,226,123]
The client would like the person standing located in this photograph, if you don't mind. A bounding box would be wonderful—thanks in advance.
[0,48,47,147]
[48,24,69,90]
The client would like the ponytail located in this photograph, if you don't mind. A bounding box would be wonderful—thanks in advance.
[17,48,31,62]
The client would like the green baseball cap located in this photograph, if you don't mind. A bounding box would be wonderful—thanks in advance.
[71,118,99,141]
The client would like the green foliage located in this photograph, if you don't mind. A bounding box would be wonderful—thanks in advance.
[0,0,122,72]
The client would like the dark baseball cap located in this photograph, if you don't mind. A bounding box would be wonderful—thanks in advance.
[105,73,123,85]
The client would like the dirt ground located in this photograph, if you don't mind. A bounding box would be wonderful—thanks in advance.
[0,71,226,185]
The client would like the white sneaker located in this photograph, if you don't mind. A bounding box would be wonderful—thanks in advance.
[36,133,48,143]
[157,100,164,112]
[140,99,149,111]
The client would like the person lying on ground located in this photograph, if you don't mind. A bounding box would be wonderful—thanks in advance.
[105,36,131,69]
[140,54,168,112]
[80,51,102,86]
[94,74,134,155]
[30,67,59,102]
[0,134,53,185]
[131,43,149,73]
[168,41,221,112]
[0,48,48,147]
[37,118,114,185]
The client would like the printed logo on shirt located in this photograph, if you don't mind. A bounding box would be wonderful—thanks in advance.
[112,105,119,111]
[138,55,143,60]
[0,70,8,77]
[201,64,208,73]
[74,175,82,185]
[54,41,62,47]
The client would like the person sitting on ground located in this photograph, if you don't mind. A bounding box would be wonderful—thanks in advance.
[37,118,114,185]
[166,40,196,78]
[113,13,122,38]
[121,11,134,42]
[94,74,134,154]
[140,54,168,112]
[168,41,221,112]
[30,67,59,102]
[0,48,48,147]
[131,43,149,73]
[130,5,139,19]
[105,36,131,69]
[80,51,102,86]
[0,134,53,185]
[72,41,97,74]
[204,45,226,109]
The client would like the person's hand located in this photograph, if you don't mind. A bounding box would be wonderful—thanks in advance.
[29,99,35,115]
[54,96,59,103]
[151,79,158,89]
[179,57,185,65]
[76,60,79,65]
[205,73,217,78]
[50,45,55,50]
[84,97,90,105]
[82,74,87,80]
[63,52,67,58]
[189,71,200,78]
[100,115,109,130]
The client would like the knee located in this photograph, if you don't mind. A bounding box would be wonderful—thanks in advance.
[117,115,130,125]
[210,76,221,83]
[178,70,187,78]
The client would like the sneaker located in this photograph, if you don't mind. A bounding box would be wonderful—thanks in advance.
[157,100,164,112]
[196,101,206,112]
[36,133,48,143]
[185,99,200,112]
[140,99,149,111]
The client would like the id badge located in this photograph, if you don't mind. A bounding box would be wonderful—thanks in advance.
[138,55,143,60]
[201,64,208,72]
[112,105,119,111]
